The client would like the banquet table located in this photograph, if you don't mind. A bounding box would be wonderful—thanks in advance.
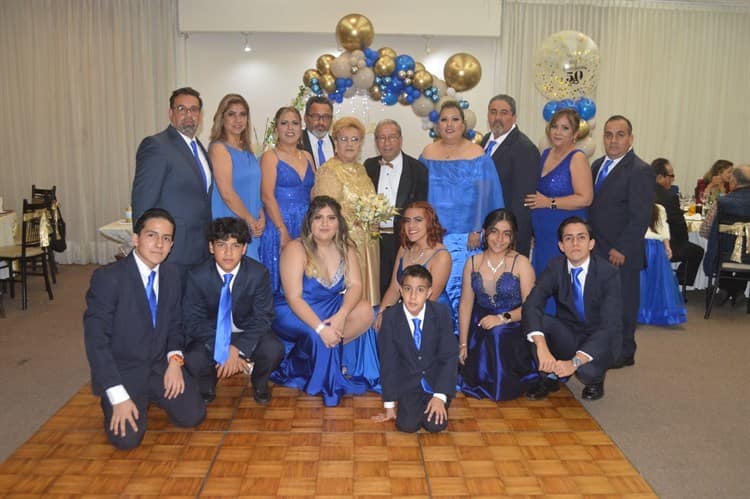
[0,210,18,279]
[99,219,133,258]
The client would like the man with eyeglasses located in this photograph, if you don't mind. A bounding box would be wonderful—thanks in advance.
[299,96,335,169]
[364,119,428,297]
[652,157,704,289]
[132,87,213,281]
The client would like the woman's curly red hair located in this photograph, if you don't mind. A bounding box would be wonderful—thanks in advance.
[399,201,446,249]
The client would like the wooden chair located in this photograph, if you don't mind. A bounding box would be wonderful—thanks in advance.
[0,199,54,310]
[30,184,59,282]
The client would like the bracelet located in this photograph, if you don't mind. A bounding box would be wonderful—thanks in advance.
[315,322,326,334]
[459,343,467,347]
[169,354,184,366]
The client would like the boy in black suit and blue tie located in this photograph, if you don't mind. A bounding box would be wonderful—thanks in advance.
[375,265,458,433]
[182,217,284,404]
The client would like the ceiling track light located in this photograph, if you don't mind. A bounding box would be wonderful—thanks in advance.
[242,32,252,53]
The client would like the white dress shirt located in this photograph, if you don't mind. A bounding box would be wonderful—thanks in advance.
[485,124,516,156]
[307,130,334,169]
[176,129,212,191]
[376,152,403,229]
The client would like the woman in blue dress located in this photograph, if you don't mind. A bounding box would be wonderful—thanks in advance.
[259,107,315,294]
[209,93,265,259]
[458,209,536,400]
[271,196,380,406]
[419,101,504,327]
[525,108,592,277]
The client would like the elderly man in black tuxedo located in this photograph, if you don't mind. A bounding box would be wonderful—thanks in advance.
[365,119,429,297]
[589,115,654,368]
[481,94,541,256]
[299,96,335,169]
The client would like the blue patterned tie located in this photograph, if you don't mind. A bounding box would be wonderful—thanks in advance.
[213,273,233,365]
[145,270,157,328]
[190,140,209,192]
[594,158,614,193]
[317,139,326,167]
[571,267,585,321]
[412,318,433,393]
[485,139,497,156]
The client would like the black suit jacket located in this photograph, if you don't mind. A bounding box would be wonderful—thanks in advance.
[299,131,335,167]
[182,256,275,356]
[377,301,458,402]
[132,125,212,267]
[84,253,184,397]
[364,152,429,229]
[589,150,654,269]
[481,128,541,256]
[523,254,623,361]
[655,183,689,252]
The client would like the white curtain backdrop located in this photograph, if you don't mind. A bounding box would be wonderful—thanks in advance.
[501,0,750,190]
[0,0,177,264]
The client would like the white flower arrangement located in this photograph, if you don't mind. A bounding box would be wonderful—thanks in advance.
[352,192,399,239]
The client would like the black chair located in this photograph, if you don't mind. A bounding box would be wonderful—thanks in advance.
[0,199,54,310]
[31,184,59,282]
[673,262,689,302]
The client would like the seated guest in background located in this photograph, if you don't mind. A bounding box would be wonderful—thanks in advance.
[272,196,379,406]
[522,217,622,401]
[374,265,458,433]
[638,203,687,325]
[182,217,283,404]
[458,209,536,401]
[701,165,750,306]
[696,159,734,204]
[376,201,451,330]
[209,94,265,259]
[653,158,704,288]
[365,119,428,297]
[84,208,205,450]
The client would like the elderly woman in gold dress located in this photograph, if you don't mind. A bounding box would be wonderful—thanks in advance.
[312,116,380,306]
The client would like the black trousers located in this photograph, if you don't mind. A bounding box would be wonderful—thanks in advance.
[671,240,705,286]
[395,388,450,433]
[619,265,640,360]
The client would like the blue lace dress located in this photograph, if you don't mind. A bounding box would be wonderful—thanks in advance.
[259,158,314,294]
[461,255,532,401]
[270,262,380,406]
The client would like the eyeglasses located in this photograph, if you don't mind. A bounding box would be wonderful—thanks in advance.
[174,105,201,115]
[336,136,361,143]
[376,135,401,142]
[665,174,675,178]
[307,113,332,122]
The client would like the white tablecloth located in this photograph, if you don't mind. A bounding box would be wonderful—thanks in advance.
[0,210,18,279]
[99,219,133,258]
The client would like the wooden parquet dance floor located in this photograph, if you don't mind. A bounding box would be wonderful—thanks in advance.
[0,376,656,498]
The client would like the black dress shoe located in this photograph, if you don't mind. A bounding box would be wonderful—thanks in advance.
[525,377,560,400]
[611,356,635,369]
[581,382,604,400]
[253,386,271,405]
[202,390,216,404]
[715,289,730,307]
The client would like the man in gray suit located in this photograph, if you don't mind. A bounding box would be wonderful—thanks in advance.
[132,87,213,279]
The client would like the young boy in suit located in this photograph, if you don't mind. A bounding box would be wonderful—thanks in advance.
[375,265,458,433]
[182,217,284,404]
[83,208,206,450]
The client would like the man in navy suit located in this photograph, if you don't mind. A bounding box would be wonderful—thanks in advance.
[523,217,622,401]
[375,265,458,433]
[364,119,429,296]
[481,94,541,256]
[84,208,206,450]
[299,96,335,169]
[182,217,284,404]
[589,116,654,368]
[132,87,213,279]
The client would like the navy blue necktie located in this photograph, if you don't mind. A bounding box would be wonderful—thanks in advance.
[594,158,614,193]
[412,318,433,393]
[190,140,209,192]
[317,139,326,167]
[571,267,585,321]
[485,139,497,156]
[145,270,157,327]
[213,273,233,365]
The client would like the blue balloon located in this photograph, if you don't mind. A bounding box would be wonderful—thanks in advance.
[383,92,398,106]
[466,129,476,139]
[424,88,433,97]
[388,78,404,91]
[429,110,439,123]
[429,129,437,138]
[577,97,596,120]
[375,76,382,84]
[558,99,576,111]
[406,94,415,104]
[345,78,353,87]
[459,100,470,110]
[383,76,392,84]
[542,100,558,121]
[394,54,415,72]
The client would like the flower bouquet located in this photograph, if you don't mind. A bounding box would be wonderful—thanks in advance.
[352,192,400,239]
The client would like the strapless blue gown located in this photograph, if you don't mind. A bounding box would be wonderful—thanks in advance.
[270,273,380,406]
[461,257,533,401]
[638,239,687,325]
[211,143,263,259]
[259,160,314,294]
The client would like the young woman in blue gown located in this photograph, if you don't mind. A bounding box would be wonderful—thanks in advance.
[209,94,265,259]
[271,196,380,406]
[458,209,536,401]
[259,107,315,294]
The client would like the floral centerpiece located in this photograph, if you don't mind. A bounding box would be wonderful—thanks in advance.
[351,192,400,239]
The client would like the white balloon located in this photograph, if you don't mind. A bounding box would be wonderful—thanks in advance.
[447,87,457,97]
[464,109,477,130]
[411,96,434,117]
[577,135,596,157]
[330,53,352,78]
[432,76,448,97]
[344,86,356,98]
[352,67,374,89]
[586,118,596,130]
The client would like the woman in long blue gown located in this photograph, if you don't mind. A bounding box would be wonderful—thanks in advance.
[525,109,592,278]
[209,94,265,259]
[458,209,537,400]
[259,107,315,294]
[419,101,504,328]
[270,196,380,406]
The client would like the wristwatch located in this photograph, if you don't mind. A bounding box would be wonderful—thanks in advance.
[501,312,511,323]
[571,356,582,369]
[550,198,557,210]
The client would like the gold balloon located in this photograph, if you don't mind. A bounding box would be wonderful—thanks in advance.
[336,14,374,51]
[316,54,335,75]
[398,92,410,105]
[412,70,433,90]
[415,62,426,72]
[443,53,482,92]
[303,69,321,88]
[577,119,590,140]
[374,55,395,77]
[378,47,397,59]
[320,74,336,93]
[368,84,383,101]
[471,133,485,146]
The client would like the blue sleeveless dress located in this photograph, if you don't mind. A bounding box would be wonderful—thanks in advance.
[259,159,314,294]
[461,255,533,400]
[270,265,380,407]
[211,143,263,259]
[395,248,452,310]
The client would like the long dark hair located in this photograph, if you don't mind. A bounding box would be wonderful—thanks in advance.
[481,209,517,251]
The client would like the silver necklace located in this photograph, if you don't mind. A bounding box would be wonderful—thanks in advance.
[486,256,505,274]
[409,246,426,264]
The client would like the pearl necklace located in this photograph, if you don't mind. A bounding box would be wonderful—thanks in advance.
[486,256,506,275]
